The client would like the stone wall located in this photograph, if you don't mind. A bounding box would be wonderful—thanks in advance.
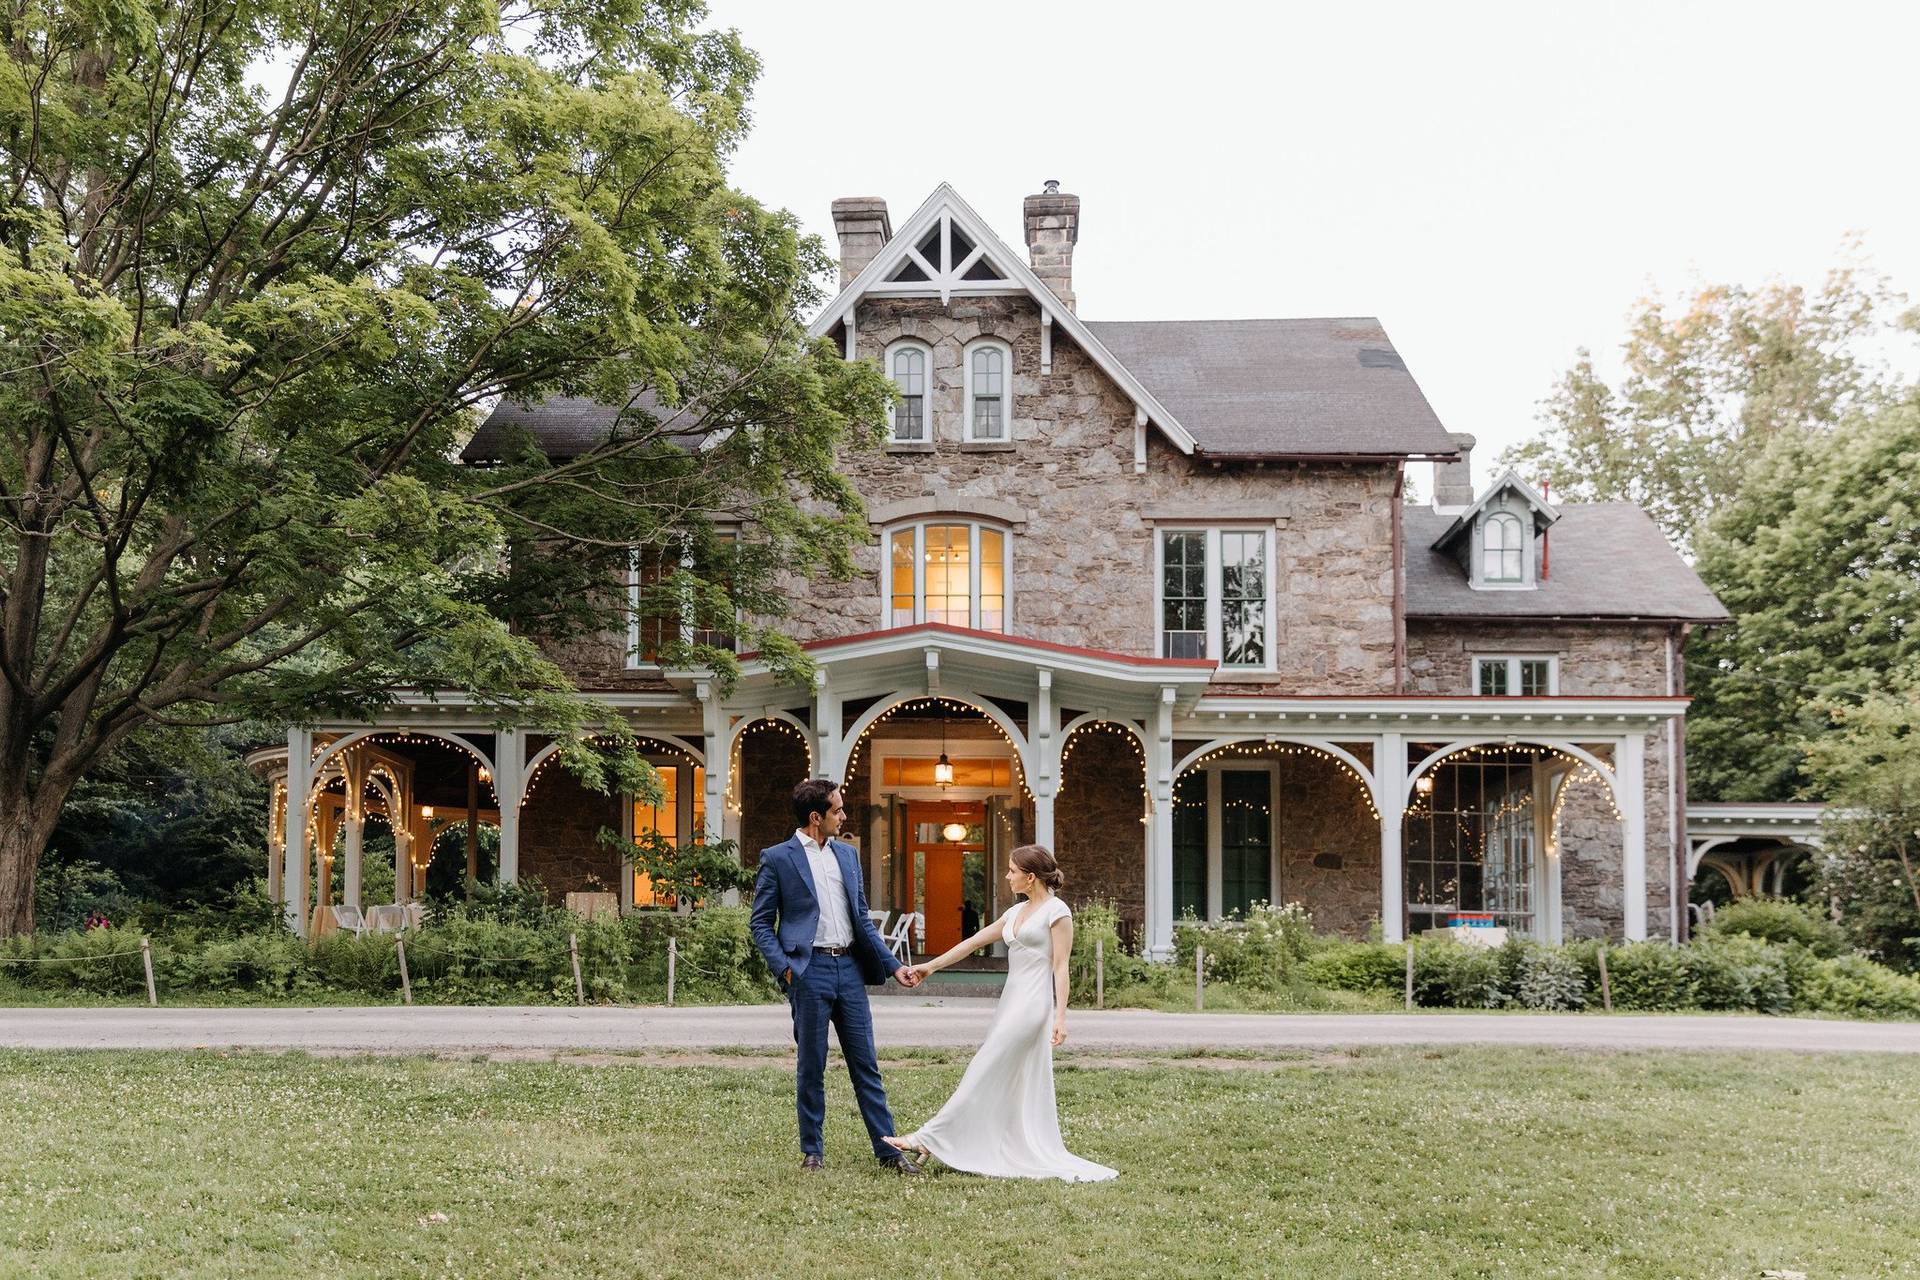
[737,726,811,866]
[1056,728,1147,931]
[1404,620,1674,695]
[1275,753,1381,938]
[1555,730,1677,941]
[719,294,1396,692]
[519,769,623,900]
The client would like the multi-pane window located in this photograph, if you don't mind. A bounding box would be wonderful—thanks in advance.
[628,535,736,667]
[631,763,707,908]
[1475,656,1556,696]
[1172,771,1208,919]
[1217,768,1273,917]
[965,342,1009,440]
[1157,528,1273,668]
[888,343,929,442]
[1404,749,1537,934]
[886,521,1012,632]
[1161,532,1208,659]
[1482,512,1524,582]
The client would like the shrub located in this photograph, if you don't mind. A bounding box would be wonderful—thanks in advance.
[190,932,312,994]
[1684,935,1792,1014]
[1704,898,1847,958]
[307,932,397,995]
[674,906,780,1003]
[1411,937,1509,1008]
[1598,941,1695,1011]
[1174,902,1316,992]
[1514,946,1587,1011]
[1299,941,1405,993]
[1798,954,1920,1018]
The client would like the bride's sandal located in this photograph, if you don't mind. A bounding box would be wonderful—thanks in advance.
[883,1135,930,1157]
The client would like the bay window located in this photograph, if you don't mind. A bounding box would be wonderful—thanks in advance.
[887,520,1011,631]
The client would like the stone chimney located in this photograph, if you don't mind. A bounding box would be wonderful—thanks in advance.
[1022,180,1080,312]
[831,196,891,289]
[1433,432,1477,508]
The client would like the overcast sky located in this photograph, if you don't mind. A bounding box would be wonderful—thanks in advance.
[710,0,1920,489]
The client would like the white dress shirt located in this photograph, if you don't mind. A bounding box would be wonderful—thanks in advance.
[796,829,854,948]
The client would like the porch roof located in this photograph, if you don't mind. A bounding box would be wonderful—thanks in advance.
[1687,801,1829,842]
[686,623,1217,709]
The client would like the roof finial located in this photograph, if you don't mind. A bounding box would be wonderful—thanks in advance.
[1043,178,1060,195]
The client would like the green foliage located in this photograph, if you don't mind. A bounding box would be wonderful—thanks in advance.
[1500,260,1913,555]
[1513,946,1587,1011]
[0,0,894,935]
[1704,898,1847,958]
[621,831,756,910]
[1687,401,1920,800]
[1174,902,1318,992]
[1797,954,1920,1018]
[1298,941,1406,992]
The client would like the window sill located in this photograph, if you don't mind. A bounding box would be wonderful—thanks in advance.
[959,440,1016,453]
[885,441,936,454]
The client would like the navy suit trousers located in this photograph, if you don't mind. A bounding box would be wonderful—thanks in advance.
[788,950,895,1159]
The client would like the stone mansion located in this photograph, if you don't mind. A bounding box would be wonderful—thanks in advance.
[254,181,1737,959]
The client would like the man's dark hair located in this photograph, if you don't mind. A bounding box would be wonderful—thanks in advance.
[791,777,840,827]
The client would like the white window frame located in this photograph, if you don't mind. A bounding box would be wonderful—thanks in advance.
[884,339,933,443]
[1153,526,1277,671]
[626,532,738,669]
[1476,510,1530,588]
[1472,654,1558,696]
[1200,760,1281,921]
[882,519,1014,632]
[962,338,1012,442]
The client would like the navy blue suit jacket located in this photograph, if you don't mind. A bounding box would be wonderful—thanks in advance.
[749,835,899,988]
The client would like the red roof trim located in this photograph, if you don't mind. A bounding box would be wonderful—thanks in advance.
[1197,691,1692,701]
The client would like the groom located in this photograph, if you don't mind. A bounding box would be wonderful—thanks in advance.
[750,777,923,1174]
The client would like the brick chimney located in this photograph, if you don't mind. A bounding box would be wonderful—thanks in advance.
[1433,432,1477,508]
[1022,180,1080,312]
[831,196,891,289]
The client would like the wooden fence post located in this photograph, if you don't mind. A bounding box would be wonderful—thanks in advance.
[140,936,157,1007]
[1195,944,1205,1012]
[1404,941,1415,1011]
[1597,944,1614,1013]
[569,932,585,1006]
[396,936,413,1005]
[1095,937,1105,1011]
[666,935,677,1007]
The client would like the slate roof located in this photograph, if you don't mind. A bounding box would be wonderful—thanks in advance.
[1403,502,1730,622]
[1084,317,1458,458]
[463,389,705,462]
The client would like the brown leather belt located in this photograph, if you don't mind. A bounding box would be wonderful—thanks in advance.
[812,945,851,956]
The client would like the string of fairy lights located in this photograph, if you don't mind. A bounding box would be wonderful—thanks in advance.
[725,717,812,816]
[841,696,1036,802]
[1174,739,1382,820]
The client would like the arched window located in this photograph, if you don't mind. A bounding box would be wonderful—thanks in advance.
[964,340,1011,441]
[887,341,931,442]
[1482,512,1524,583]
[886,520,1011,631]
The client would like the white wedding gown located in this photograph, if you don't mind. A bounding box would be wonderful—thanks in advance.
[902,896,1118,1182]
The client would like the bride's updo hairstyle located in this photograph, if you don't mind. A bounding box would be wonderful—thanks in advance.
[1011,844,1066,892]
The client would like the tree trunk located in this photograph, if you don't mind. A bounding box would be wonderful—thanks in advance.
[0,779,71,938]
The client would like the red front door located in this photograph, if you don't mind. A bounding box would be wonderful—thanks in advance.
[907,801,984,955]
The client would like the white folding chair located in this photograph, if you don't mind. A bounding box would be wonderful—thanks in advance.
[885,911,922,964]
[868,908,892,934]
[365,904,409,934]
[329,904,367,937]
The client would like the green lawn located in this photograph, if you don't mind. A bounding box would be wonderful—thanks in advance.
[3,1048,1916,1279]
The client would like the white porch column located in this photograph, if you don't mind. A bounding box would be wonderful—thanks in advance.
[1376,732,1406,943]
[1621,732,1648,941]
[1145,687,1176,959]
[495,728,524,884]
[813,671,841,782]
[1031,670,1056,850]
[282,728,312,935]
[342,748,365,912]
[393,762,413,904]
[699,685,737,905]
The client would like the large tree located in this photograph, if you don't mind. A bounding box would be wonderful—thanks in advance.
[0,1,891,935]
[1685,395,1920,800]
[1500,259,1914,555]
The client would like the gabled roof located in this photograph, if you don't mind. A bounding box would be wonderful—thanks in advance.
[1403,502,1730,622]
[808,183,1197,455]
[462,388,718,463]
[1086,318,1459,459]
[1430,469,1560,552]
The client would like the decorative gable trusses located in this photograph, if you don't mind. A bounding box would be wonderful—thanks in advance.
[808,183,1195,468]
[1431,469,1560,590]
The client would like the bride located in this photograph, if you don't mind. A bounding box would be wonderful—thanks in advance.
[883,843,1117,1182]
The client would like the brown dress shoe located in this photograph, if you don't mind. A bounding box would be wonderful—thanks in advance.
[883,1153,923,1175]
[801,1154,825,1171]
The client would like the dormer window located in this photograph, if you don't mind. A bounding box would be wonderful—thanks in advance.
[1483,512,1524,583]
[965,340,1010,441]
[887,341,930,442]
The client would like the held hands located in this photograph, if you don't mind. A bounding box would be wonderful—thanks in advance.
[895,965,923,989]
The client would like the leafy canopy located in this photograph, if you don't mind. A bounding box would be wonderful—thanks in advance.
[0,0,891,933]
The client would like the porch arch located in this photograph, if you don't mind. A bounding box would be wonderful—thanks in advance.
[519,732,705,811]
[1403,738,1618,810]
[724,711,814,772]
[840,690,1035,784]
[307,727,496,792]
[1173,735,1379,801]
